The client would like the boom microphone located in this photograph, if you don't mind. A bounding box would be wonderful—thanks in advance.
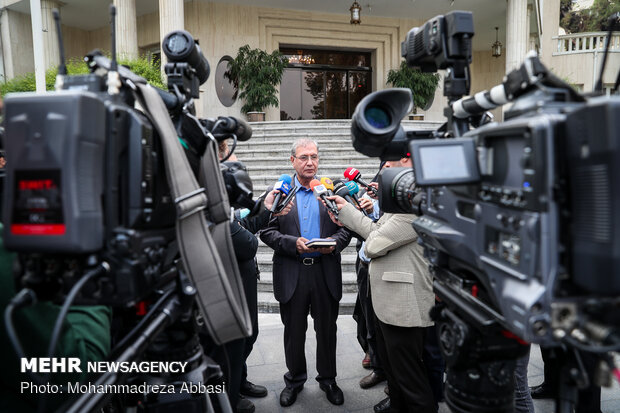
[310,179,339,215]
[270,174,292,213]
[344,167,378,196]
[210,116,252,142]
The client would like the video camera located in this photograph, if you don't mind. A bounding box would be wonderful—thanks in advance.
[2,7,253,412]
[351,10,620,413]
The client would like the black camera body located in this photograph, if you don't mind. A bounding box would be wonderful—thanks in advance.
[351,10,620,413]
[2,61,178,306]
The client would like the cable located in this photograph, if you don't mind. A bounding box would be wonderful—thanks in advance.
[46,263,109,359]
[562,335,620,354]
[4,288,44,385]
[37,263,109,413]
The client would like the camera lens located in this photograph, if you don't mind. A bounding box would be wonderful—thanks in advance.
[365,106,391,129]
[167,34,188,54]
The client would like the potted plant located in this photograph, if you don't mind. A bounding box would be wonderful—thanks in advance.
[387,61,440,120]
[225,45,288,122]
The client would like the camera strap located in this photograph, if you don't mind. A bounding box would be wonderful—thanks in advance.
[133,83,251,345]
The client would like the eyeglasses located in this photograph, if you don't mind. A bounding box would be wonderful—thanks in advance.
[294,155,319,162]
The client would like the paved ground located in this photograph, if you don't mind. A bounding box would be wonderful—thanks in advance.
[244,314,620,413]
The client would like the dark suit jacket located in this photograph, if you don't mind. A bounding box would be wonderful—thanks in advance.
[260,186,352,304]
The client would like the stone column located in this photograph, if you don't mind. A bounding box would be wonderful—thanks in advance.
[159,0,184,70]
[41,0,60,70]
[506,0,528,72]
[114,0,139,59]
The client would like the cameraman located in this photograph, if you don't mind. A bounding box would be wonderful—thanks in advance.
[326,156,437,413]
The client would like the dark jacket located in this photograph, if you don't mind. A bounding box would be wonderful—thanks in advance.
[260,190,351,304]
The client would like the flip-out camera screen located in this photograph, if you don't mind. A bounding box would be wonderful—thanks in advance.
[410,138,480,186]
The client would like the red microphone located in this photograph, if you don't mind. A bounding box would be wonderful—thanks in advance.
[343,167,377,196]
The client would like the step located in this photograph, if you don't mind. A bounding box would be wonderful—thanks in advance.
[235,148,372,158]
[235,140,355,151]
[258,291,357,314]
[257,271,358,294]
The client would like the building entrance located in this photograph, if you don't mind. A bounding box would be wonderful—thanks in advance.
[279,48,372,120]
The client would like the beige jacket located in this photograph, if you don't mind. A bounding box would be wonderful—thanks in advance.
[338,203,435,327]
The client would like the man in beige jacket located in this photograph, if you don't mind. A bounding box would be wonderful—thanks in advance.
[327,157,437,413]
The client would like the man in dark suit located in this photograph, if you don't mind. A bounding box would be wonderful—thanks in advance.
[260,138,351,407]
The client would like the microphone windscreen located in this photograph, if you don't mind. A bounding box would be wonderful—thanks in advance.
[320,177,334,190]
[278,174,292,184]
[344,167,360,181]
[345,181,360,195]
[309,179,321,189]
[334,185,350,198]
[232,117,252,142]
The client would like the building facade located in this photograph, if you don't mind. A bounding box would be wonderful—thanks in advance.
[0,0,618,120]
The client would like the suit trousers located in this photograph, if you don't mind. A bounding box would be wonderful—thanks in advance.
[375,317,436,413]
[241,263,259,385]
[355,258,383,374]
[279,262,339,389]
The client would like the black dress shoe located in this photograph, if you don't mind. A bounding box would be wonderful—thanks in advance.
[374,397,391,413]
[240,380,268,398]
[360,371,386,389]
[279,386,303,407]
[319,382,344,405]
[235,396,255,413]
[530,382,555,399]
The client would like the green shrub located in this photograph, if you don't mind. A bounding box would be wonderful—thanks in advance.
[225,45,288,114]
[387,61,440,113]
[0,55,163,97]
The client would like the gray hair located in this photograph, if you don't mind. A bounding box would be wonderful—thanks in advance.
[291,138,319,157]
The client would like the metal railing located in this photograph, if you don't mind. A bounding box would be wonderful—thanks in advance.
[553,32,620,55]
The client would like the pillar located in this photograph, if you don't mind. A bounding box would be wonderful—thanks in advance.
[158,0,184,71]
[41,0,60,70]
[506,0,528,72]
[114,0,139,60]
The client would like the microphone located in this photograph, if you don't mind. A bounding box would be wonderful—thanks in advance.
[345,181,369,217]
[333,179,356,205]
[211,116,252,142]
[320,177,335,195]
[270,174,293,213]
[310,179,339,215]
[344,167,377,196]
[274,186,299,214]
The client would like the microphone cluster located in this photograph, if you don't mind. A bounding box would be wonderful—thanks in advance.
[268,166,376,216]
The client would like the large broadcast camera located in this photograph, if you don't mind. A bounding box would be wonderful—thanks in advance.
[1,6,256,413]
[351,10,620,413]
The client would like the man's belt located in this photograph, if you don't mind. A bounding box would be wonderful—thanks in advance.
[301,256,321,266]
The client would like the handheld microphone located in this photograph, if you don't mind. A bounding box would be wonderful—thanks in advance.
[320,177,335,195]
[333,179,356,205]
[310,179,339,215]
[344,167,378,196]
[275,186,299,213]
[270,174,292,213]
[345,181,369,217]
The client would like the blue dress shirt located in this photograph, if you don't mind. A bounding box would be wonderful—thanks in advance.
[295,176,321,258]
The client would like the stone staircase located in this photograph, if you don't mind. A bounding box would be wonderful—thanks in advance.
[234,119,442,314]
